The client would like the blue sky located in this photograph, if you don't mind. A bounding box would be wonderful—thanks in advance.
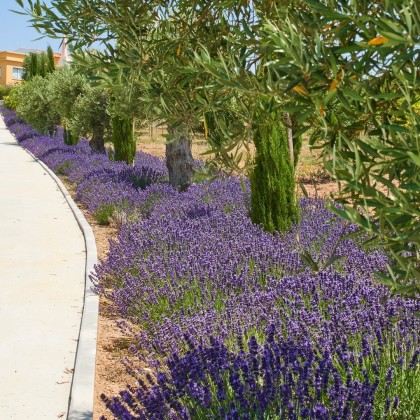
[0,0,62,52]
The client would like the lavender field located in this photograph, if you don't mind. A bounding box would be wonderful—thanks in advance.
[2,106,419,419]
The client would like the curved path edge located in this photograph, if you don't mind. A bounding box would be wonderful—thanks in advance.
[21,145,99,420]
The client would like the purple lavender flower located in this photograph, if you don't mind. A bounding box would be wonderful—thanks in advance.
[101,332,382,418]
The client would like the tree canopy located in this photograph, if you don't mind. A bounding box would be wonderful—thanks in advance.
[17,0,420,294]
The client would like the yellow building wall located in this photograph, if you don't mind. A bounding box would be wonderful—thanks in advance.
[0,52,25,86]
[0,51,61,86]
[7,65,23,85]
[0,64,5,85]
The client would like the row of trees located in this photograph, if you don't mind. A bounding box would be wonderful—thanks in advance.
[7,66,110,150]
[17,0,419,293]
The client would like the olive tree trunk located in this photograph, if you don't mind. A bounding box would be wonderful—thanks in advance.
[89,126,105,153]
[283,112,294,164]
[166,125,195,191]
[282,112,302,168]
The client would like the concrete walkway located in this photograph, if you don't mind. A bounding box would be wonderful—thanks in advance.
[0,117,87,418]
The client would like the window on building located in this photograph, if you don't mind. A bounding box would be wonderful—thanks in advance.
[12,67,24,81]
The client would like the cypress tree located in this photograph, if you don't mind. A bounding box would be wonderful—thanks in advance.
[250,111,299,233]
[37,53,47,78]
[22,54,32,80]
[23,49,55,80]
[111,116,136,164]
[30,53,38,79]
[46,46,55,74]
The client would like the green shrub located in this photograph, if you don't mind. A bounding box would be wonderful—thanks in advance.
[3,85,20,110]
[15,76,60,134]
[94,204,115,225]
[69,86,110,152]
[48,67,88,145]
[0,85,14,100]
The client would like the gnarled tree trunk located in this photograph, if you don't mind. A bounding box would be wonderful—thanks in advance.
[166,125,195,191]
[89,126,105,153]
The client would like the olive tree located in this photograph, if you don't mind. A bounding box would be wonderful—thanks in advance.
[18,1,420,293]
[264,0,419,293]
[17,1,192,180]
[69,85,110,152]
[189,0,420,294]
[15,75,60,135]
[17,1,253,189]
[70,49,139,159]
[48,66,87,145]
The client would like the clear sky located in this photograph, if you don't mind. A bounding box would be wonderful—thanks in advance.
[0,0,62,53]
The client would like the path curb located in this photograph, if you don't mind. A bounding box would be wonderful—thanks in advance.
[21,145,98,419]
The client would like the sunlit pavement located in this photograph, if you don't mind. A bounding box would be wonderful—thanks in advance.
[0,115,86,419]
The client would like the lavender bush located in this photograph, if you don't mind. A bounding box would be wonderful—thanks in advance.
[1,106,168,225]
[92,194,393,355]
[102,327,419,419]
[1,106,418,419]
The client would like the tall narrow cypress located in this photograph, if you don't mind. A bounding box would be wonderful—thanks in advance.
[37,53,47,78]
[111,116,136,164]
[22,54,32,81]
[46,46,56,74]
[250,111,299,233]
[30,53,38,79]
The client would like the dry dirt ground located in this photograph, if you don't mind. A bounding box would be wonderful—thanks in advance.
[63,132,338,419]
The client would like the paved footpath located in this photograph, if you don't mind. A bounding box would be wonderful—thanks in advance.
[0,116,87,419]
